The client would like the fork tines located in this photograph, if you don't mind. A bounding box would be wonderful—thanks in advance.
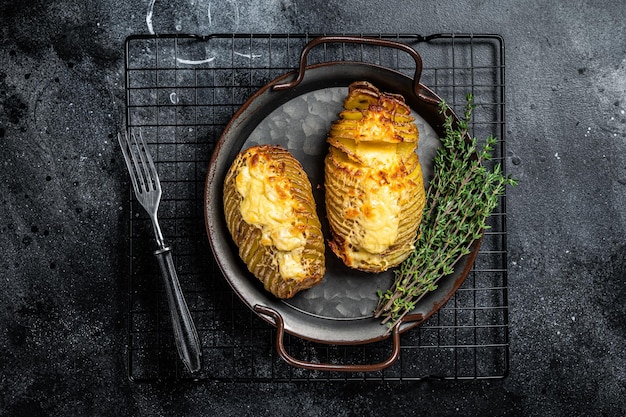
[118,130,160,197]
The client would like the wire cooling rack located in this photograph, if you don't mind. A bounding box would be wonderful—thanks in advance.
[123,33,509,382]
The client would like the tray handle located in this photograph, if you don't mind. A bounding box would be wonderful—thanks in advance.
[254,304,422,373]
[273,35,437,104]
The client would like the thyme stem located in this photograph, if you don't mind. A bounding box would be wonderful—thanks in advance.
[374,94,517,332]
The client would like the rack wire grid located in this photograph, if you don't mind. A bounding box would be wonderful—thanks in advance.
[124,33,509,382]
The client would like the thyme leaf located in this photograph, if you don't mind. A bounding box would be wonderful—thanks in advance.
[374,94,518,332]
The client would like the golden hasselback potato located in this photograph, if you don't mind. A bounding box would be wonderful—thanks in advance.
[324,81,426,272]
[223,145,325,299]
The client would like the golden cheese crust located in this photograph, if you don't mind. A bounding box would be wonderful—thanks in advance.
[324,82,426,272]
[223,145,325,298]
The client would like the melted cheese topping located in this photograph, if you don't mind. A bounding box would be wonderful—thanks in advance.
[356,112,394,142]
[235,162,308,279]
[355,180,400,254]
[276,249,305,278]
[354,141,400,167]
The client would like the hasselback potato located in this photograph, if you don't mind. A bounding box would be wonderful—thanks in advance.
[223,145,325,299]
[324,81,426,272]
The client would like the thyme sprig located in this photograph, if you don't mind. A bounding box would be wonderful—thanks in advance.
[374,94,517,331]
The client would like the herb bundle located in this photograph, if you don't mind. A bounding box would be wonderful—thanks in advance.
[374,94,517,331]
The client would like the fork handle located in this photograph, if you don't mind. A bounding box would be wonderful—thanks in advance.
[154,246,202,373]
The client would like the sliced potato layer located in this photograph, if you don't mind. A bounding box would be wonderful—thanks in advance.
[224,145,325,298]
[325,81,426,272]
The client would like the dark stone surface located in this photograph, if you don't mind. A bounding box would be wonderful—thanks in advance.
[1,0,625,416]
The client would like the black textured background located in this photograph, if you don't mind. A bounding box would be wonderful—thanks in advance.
[1,1,625,416]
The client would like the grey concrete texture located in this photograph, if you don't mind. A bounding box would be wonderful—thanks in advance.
[1,0,625,416]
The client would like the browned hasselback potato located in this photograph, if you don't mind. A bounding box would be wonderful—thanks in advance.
[324,81,426,272]
[223,145,325,298]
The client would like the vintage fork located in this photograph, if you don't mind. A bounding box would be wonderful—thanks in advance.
[118,129,202,373]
